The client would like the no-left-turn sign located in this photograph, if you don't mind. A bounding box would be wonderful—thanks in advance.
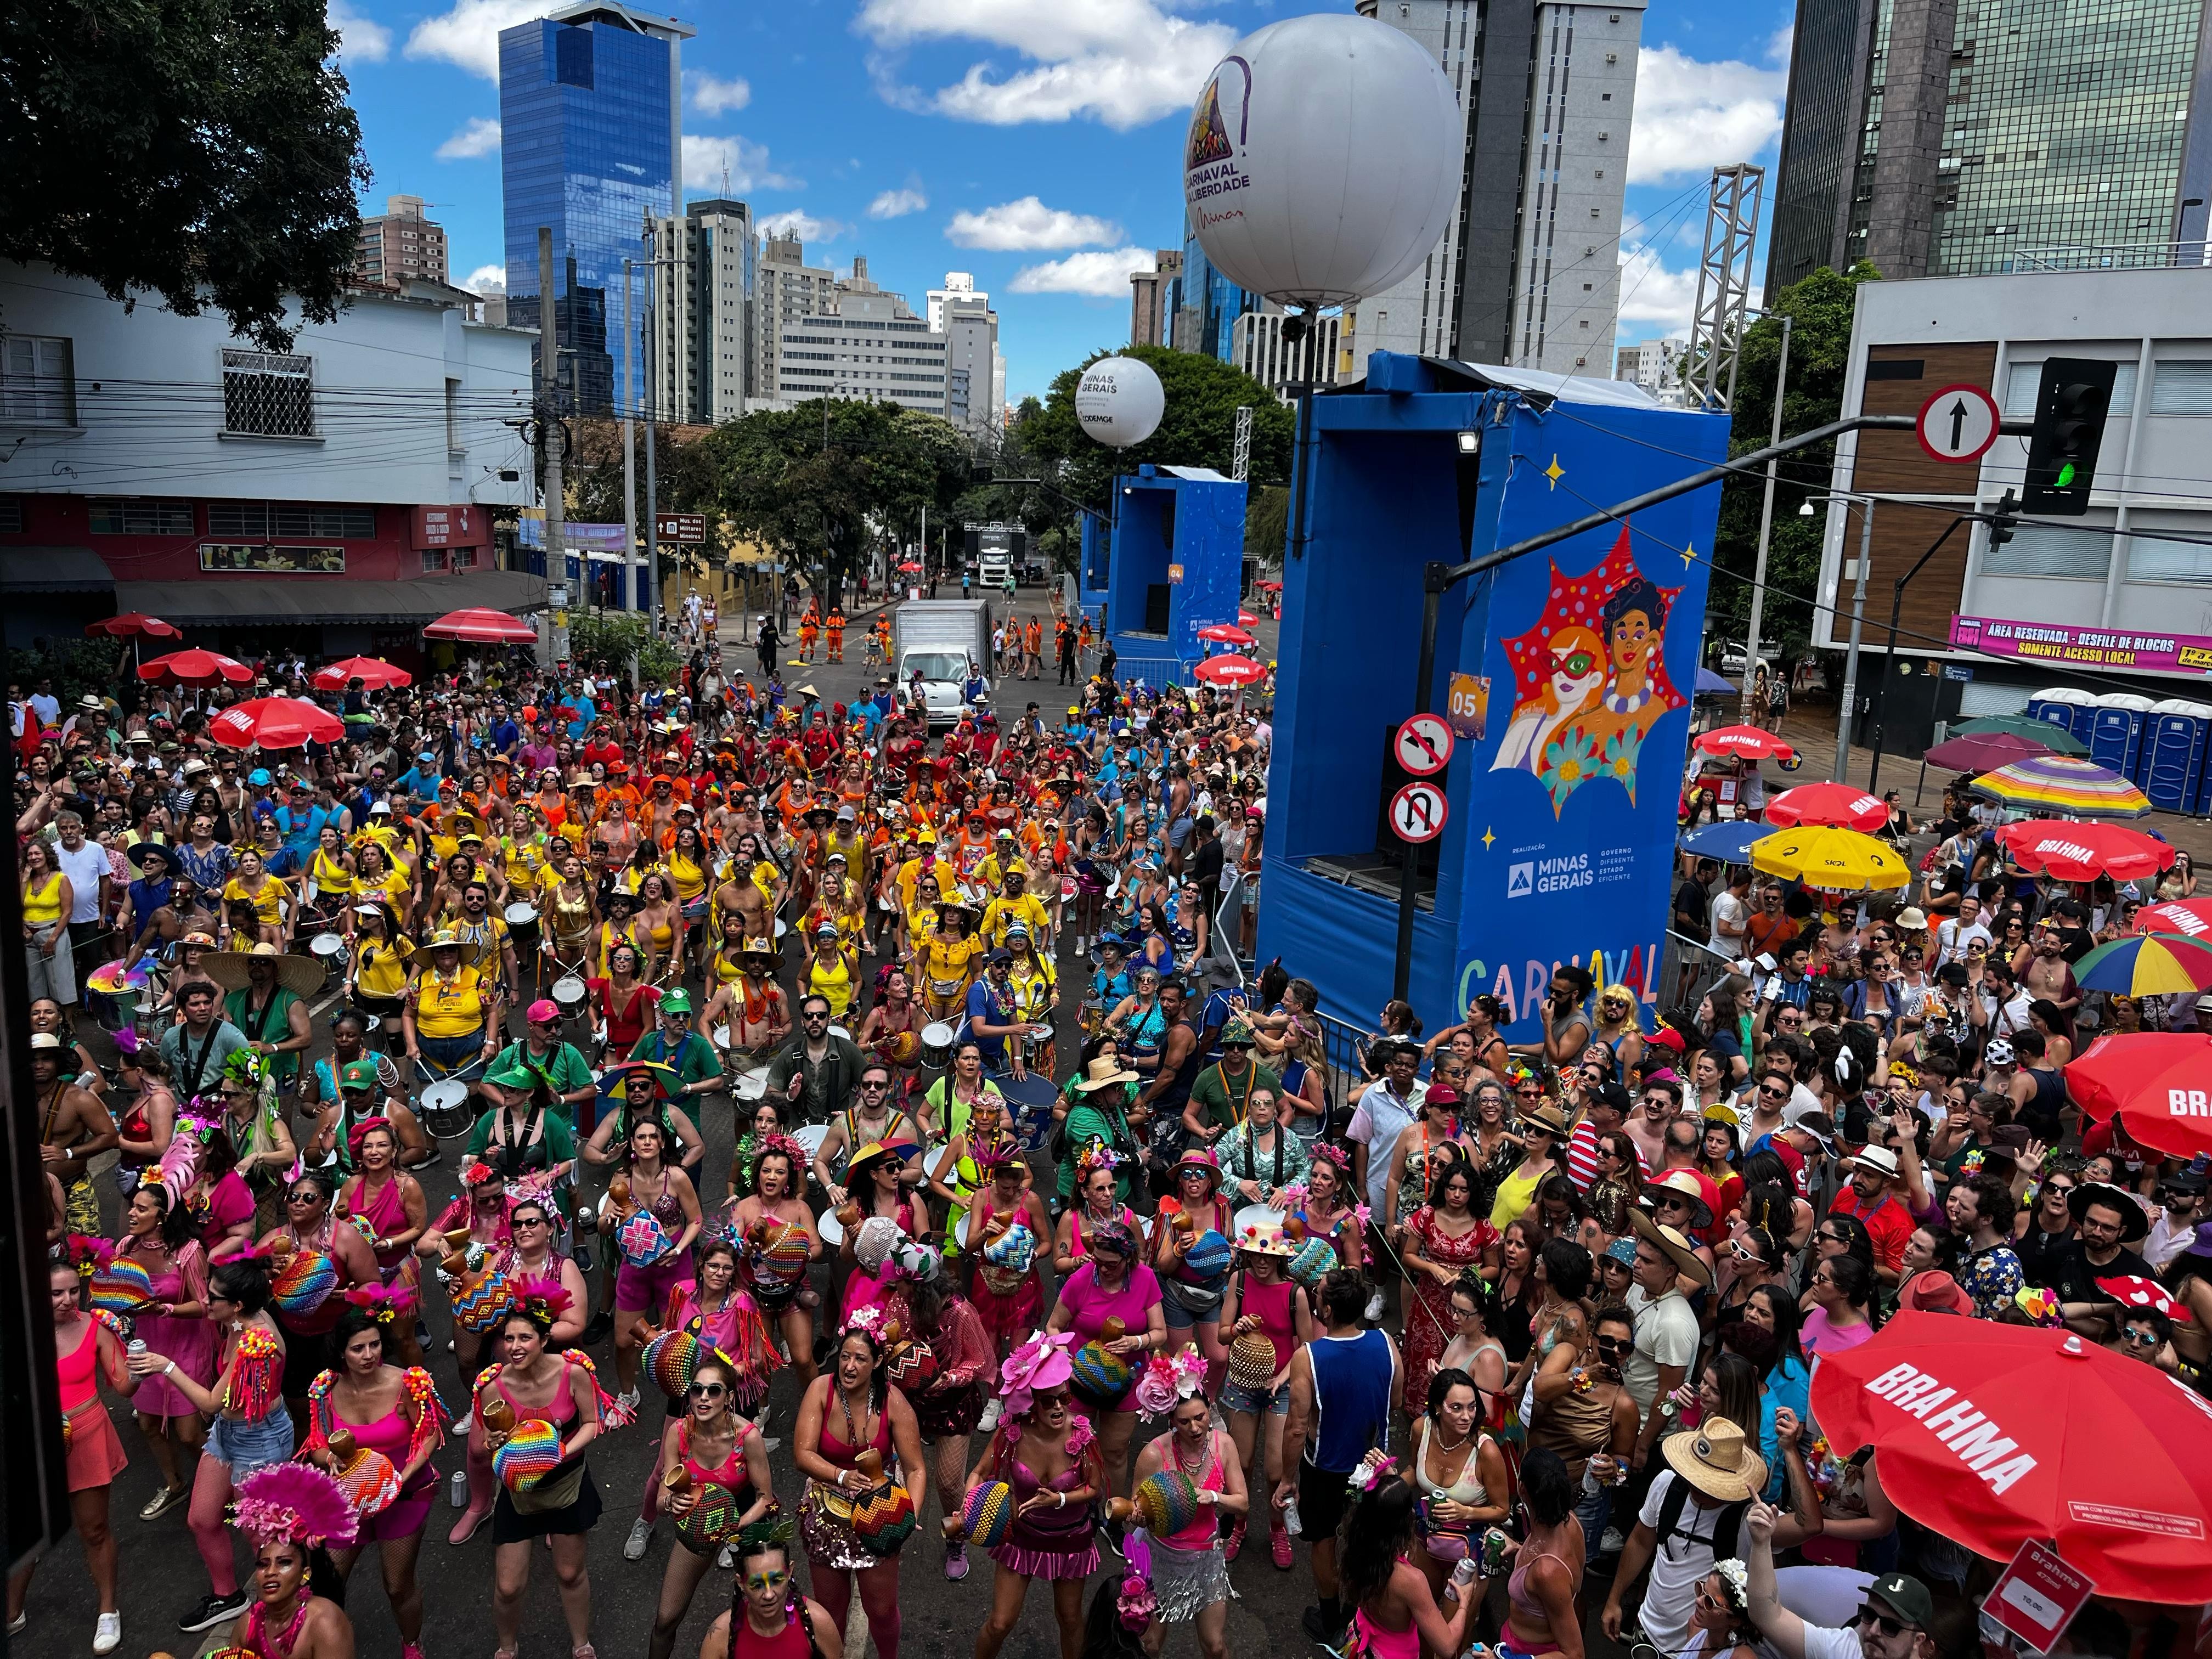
[1395,712,1454,776]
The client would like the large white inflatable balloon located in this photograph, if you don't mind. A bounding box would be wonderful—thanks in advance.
[1183,13,1462,307]
[1074,356,1166,449]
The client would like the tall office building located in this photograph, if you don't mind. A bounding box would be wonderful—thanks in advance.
[937,281,1002,436]
[498,0,692,415]
[1234,304,1346,397]
[926,272,981,333]
[754,232,838,407]
[647,196,753,425]
[1354,0,1645,374]
[1130,250,1183,347]
[1767,0,2212,298]
[1173,230,1255,362]
[354,195,449,289]
[773,258,950,415]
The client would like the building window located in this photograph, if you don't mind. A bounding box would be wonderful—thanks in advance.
[0,496,24,533]
[2004,358,2135,417]
[422,549,449,572]
[1,334,76,426]
[2128,532,2212,584]
[222,349,315,437]
[205,502,375,539]
[88,497,194,535]
[1982,522,2111,579]
[2151,361,2212,415]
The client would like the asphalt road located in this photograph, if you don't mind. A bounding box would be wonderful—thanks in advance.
[15,590,1338,1659]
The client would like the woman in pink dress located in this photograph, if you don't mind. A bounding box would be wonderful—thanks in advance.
[118,1177,215,1520]
[1397,1158,1502,1417]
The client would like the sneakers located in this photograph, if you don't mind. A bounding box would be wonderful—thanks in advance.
[623,1517,654,1561]
[1364,1288,1386,1323]
[139,1483,188,1521]
[94,1613,122,1655]
[1223,1519,1246,1562]
[580,1311,615,1346]
[978,1397,1002,1432]
[1271,1525,1294,1570]
[616,1388,642,1415]
[178,1591,251,1633]
[1600,1525,1626,1555]
[454,1411,475,1440]
[944,1543,969,1581]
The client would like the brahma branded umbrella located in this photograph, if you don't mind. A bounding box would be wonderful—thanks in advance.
[1995,819,2172,883]
[207,697,345,751]
[86,613,180,641]
[1195,623,1256,647]
[2135,898,2212,940]
[1809,1310,2212,1602]
[311,656,413,692]
[422,607,537,645]
[1763,782,1888,832]
[1193,654,1267,687]
[2064,1032,2212,1159]
[1693,724,1794,762]
[138,648,252,687]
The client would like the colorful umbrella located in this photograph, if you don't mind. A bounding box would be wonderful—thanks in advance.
[2070,933,2212,997]
[1763,782,1888,832]
[1254,579,1283,591]
[207,696,344,751]
[1922,731,2055,772]
[85,613,180,641]
[311,656,414,692]
[2134,898,2212,941]
[1809,1310,2212,1603]
[1951,714,2090,757]
[138,648,252,687]
[422,607,538,645]
[1195,623,1256,647]
[2064,1032,2212,1159]
[898,562,923,573]
[1748,825,1911,891]
[1693,724,1794,761]
[1970,754,2154,818]
[1192,654,1267,687]
[1994,819,2173,883]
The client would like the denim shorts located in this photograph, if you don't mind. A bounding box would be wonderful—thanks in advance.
[206,1410,295,1477]
[1220,1378,1289,1417]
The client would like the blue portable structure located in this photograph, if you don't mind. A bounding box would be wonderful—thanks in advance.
[2146,697,2212,814]
[2090,693,2153,783]
[1078,515,1111,614]
[1099,464,1247,689]
[2027,686,2097,744]
[1253,353,1731,1042]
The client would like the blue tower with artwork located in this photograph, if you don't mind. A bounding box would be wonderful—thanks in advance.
[1254,354,1733,1041]
[1101,465,1248,687]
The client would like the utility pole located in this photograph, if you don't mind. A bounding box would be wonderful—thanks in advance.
[1830,496,1875,783]
[644,248,662,639]
[538,227,566,654]
[622,254,636,625]
[1740,312,1791,723]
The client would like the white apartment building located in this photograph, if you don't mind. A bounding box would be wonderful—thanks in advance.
[647,196,753,425]
[354,195,449,289]
[754,233,838,410]
[1615,337,1685,397]
[1233,305,1345,399]
[774,258,950,415]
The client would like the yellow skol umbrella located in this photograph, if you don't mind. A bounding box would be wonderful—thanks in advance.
[1748,825,1911,891]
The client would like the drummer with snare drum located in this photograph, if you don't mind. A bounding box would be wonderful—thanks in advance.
[810,1056,927,1207]
[965,950,1049,1084]
[761,992,868,1125]
[695,935,790,1064]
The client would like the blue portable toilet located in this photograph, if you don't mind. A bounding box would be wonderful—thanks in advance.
[2145,698,2212,814]
[2090,693,2153,782]
[2028,686,2097,743]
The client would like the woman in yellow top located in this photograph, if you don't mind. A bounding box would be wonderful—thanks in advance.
[20,838,77,1006]
[594,890,647,981]
[346,900,412,1046]
[222,848,292,943]
[803,917,858,1019]
[402,932,500,1077]
[543,851,598,975]
[913,899,985,1024]
[667,823,712,918]
[633,869,684,985]
[1003,921,1059,1077]
[351,838,411,930]
[306,824,356,931]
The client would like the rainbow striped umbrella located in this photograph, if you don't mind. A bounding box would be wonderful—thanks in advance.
[2072,932,2212,996]
[1967,754,2153,819]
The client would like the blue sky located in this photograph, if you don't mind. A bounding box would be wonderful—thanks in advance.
[326,0,1796,404]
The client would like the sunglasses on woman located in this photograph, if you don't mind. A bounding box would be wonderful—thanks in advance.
[688,1381,728,1398]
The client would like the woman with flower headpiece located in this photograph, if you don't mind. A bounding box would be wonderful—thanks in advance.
[646,1357,775,1659]
[1216,1224,1314,1570]
[117,1152,216,1522]
[730,1135,821,1403]
[1286,1142,1365,1272]
[1152,1146,1235,1396]
[219,1462,357,1659]
[1398,1160,1503,1419]
[960,1142,1051,1368]
[306,1305,448,1659]
[1045,1218,1164,1505]
[7,1260,144,1655]
[700,1514,844,1659]
[1053,1141,1142,1278]
[607,1116,705,1410]
[793,1307,928,1659]
[1127,1350,1246,1659]
[969,1332,1105,1659]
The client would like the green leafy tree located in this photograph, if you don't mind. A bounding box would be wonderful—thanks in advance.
[1708,261,1881,679]
[566,612,677,685]
[1245,484,1289,568]
[2,0,371,351]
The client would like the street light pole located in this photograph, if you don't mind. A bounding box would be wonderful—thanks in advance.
[1739,312,1791,722]
[1827,495,1875,783]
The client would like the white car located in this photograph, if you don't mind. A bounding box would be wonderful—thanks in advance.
[1718,641,1776,676]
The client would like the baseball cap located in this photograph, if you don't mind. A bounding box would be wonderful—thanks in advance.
[1864,1574,1934,1630]
[526,998,561,1024]
[340,1059,381,1091]
[2195,994,2212,1015]
[658,988,692,1015]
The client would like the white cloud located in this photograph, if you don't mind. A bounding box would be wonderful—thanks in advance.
[869,188,929,220]
[760,210,844,244]
[682,134,799,193]
[463,264,507,295]
[687,71,752,114]
[947,196,1124,251]
[405,0,554,81]
[1628,46,1788,183]
[327,0,391,63]
[1615,247,1702,333]
[1007,247,1156,297]
[855,0,1234,130]
[436,117,503,160]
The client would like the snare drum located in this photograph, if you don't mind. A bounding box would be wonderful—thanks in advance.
[816,1206,845,1247]
[551,975,588,1019]
[309,932,349,989]
[736,1065,769,1103]
[504,902,541,956]
[792,1123,828,1163]
[918,1022,957,1070]
[418,1079,475,1140]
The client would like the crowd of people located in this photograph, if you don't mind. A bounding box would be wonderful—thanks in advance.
[7,615,2191,1659]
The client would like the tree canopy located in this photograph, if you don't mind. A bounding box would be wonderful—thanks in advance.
[2,0,370,351]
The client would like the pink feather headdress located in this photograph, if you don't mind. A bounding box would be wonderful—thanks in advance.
[231,1462,360,1549]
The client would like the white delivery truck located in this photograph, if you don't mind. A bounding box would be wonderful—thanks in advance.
[895,599,992,729]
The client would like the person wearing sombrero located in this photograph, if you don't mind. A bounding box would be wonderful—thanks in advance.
[837,1138,932,1327]
[202,942,318,1090]
[402,930,501,1082]
[2042,1180,2155,1336]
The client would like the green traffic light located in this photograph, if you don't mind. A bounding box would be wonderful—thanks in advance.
[2056,461,2077,489]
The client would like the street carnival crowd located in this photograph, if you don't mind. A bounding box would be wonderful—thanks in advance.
[8,612,2210,1659]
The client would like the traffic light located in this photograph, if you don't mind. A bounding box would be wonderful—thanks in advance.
[1987,489,2018,549]
[2020,358,2115,516]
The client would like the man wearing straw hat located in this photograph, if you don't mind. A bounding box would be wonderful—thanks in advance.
[204,943,317,1090]
[1623,1210,1708,1471]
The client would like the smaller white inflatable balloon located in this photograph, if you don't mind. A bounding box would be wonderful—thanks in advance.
[1074,356,1166,449]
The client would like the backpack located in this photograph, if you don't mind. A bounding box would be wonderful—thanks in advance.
[1651,1469,1750,1564]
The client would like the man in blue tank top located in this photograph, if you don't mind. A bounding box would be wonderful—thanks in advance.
[1277,1268,1399,1645]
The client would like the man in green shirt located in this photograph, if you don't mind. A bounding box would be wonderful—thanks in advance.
[484,998,597,1124]
[1181,1015,1280,1148]
[628,988,724,1103]
[465,1063,578,1181]
[217,944,315,1086]
[1057,1054,1146,1205]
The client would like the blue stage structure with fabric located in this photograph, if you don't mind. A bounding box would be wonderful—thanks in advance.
[1098,465,1246,689]
[1253,353,1732,1041]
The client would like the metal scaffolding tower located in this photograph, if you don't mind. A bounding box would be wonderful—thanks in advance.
[1685,165,1765,411]
[1232,404,1254,483]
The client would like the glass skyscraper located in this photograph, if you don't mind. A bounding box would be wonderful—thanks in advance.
[499,2,691,415]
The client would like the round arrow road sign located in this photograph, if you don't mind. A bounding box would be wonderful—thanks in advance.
[1395,712,1455,776]
[1390,780,1449,843]
[1916,383,2001,464]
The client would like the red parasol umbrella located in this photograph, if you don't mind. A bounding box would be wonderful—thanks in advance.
[311,656,413,692]
[898,562,923,573]
[1238,608,1259,626]
[1254,579,1283,591]
[86,613,180,641]
[1923,730,2058,772]
[1195,623,1256,647]
[1763,782,1888,831]
[2063,1032,2212,1158]
[1995,818,2174,883]
[207,696,344,751]
[1193,654,1267,687]
[138,648,252,687]
[1809,1310,2212,1603]
[2135,898,2212,941]
[422,607,537,645]
[1693,724,1795,761]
